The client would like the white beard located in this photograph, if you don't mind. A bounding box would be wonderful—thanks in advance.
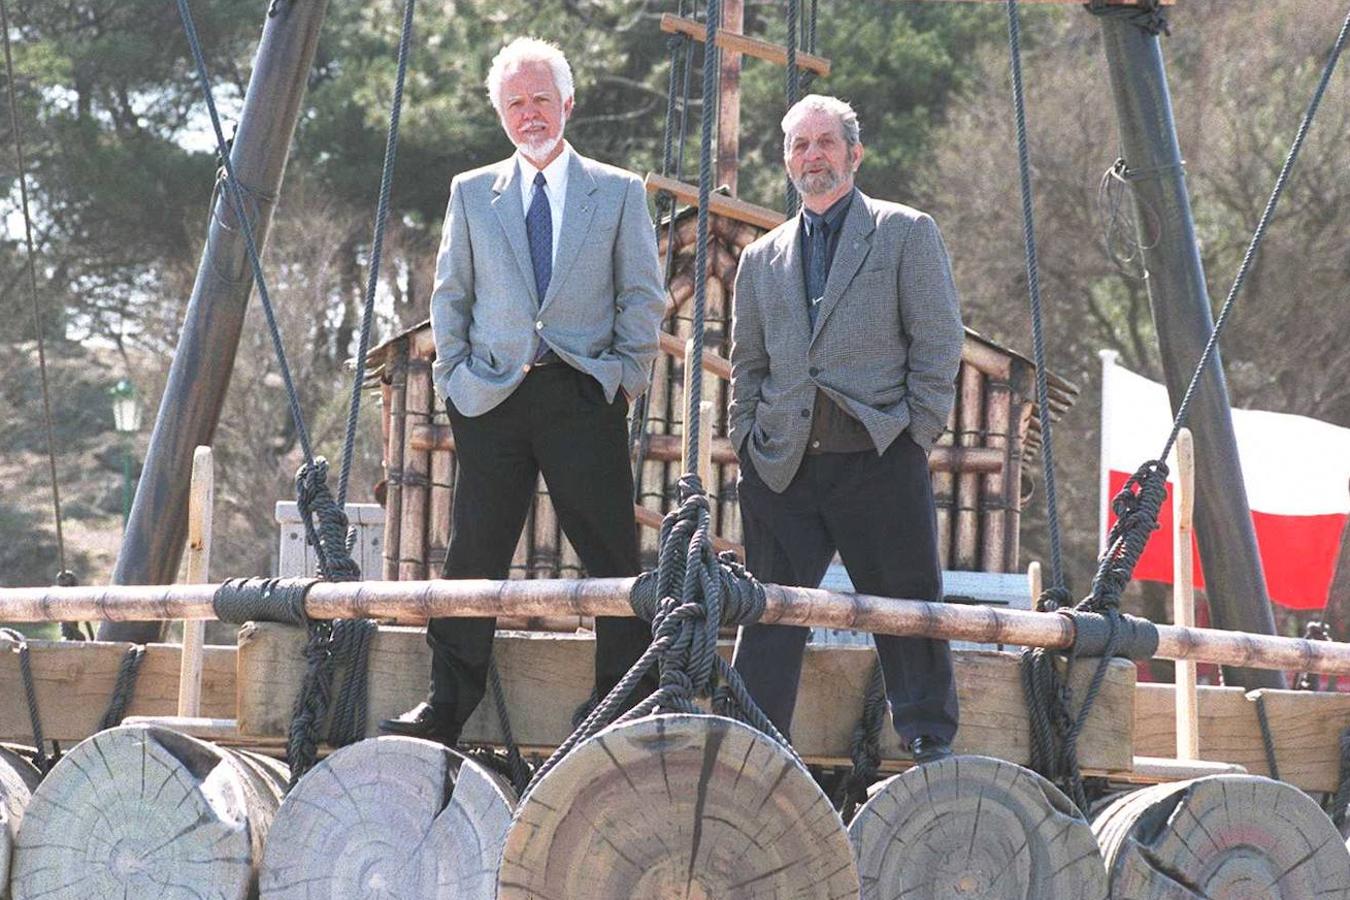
[517,129,565,166]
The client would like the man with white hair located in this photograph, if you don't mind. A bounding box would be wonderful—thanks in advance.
[728,95,964,762]
[381,37,664,746]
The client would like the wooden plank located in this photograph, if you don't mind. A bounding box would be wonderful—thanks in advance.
[0,639,237,744]
[178,445,213,718]
[659,327,733,380]
[659,13,832,77]
[1133,683,1350,792]
[645,172,786,232]
[1172,428,1198,760]
[1112,756,1246,784]
[236,624,1134,772]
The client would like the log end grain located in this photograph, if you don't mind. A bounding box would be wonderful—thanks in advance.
[849,755,1108,899]
[499,713,860,899]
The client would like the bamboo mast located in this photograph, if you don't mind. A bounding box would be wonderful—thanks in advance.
[104,1,331,642]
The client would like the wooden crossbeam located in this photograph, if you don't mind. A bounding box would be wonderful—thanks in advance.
[645,172,786,231]
[660,14,831,77]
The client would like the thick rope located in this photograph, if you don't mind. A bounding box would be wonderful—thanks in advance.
[784,0,801,214]
[488,659,532,796]
[834,661,885,821]
[337,0,415,507]
[0,629,51,773]
[1,0,73,589]
[324,618,377,747]
[1252,693,1281,782]
[1329,726,1350,829]
[1006,0,1069,607]
[97,644,147,731]
[525,476,791,797]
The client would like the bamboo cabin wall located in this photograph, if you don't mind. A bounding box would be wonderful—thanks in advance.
[368,212,1074,588]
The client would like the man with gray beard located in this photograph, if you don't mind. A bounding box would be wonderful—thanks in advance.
[728,95,964,762]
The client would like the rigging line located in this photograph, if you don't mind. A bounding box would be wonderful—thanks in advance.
[784,0,801,215]
[1005,0,1067,596]
[685,0,719,473]
[337,0,416,507]
[175,0,317,465]
[1154,5,1350,467]
[0,0,70,579]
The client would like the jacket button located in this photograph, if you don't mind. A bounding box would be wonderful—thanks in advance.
[535,321,543,330]
[800,409,810,418]
[809,366,819,377]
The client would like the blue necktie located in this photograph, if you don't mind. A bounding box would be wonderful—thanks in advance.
[805,214,830,328]
[526,171,552,302]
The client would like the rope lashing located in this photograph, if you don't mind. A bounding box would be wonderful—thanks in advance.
[1295,621,1333,691]
[1328,726,1350,830]
[1084,0,1170,37]
[834,661,885,822]
[524,476,792,797]
[0,628,52,774]
[213,577,373,786]
[1096,158,1167,274]
[296,459,362,582]
[97,644,147,731]
[488,659,533,795]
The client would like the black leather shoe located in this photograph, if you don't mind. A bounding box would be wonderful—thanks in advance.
[911,735,954,764]
[378,702,460,746]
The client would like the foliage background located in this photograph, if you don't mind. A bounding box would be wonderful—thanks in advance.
[1,1,1346,643]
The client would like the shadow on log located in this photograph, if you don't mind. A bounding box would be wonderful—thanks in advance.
[260,736,516,898]
[849,755,1108,899]
[10,725,282,899]
[499,713,860,898]
[1092,774,1350,898]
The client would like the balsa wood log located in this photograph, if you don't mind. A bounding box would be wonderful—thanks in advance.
[0,638,235,745]
[498,714,860,898]
[11,725,278,899]
[0,745,41,892]
[261,736,515,898]
[850,755,1108,899]
[236,625,1134,773]
[1092,775,1350,898]
[177,445,213,719]
[1133,683,1350,793]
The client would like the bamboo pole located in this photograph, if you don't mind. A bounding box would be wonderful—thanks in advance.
[11,579,1350,676]
[176,446,213,719]
[934,405,957,569]
[954,366,984,569]
[382,343,408,580]
[981,379,1012,572]
[398,358,432,581]
[1173,428,1199,761]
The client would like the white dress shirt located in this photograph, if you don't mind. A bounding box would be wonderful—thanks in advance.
[516,141,572,268]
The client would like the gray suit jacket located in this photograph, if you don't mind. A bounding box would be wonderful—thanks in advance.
[729,190,964,493]
[429,150,664,416]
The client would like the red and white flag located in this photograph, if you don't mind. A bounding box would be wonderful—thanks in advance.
[1099,350,1350,611]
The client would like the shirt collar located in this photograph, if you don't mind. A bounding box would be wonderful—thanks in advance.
[517,141,573,194]
[802,187,855,237]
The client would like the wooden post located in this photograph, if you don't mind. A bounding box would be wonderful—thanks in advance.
[954,366,984,569]
[177,447,213,719]
[716,0,743,195]
[382,342,408,580]
[1173,427,1199,761]
[398,358,432,580]
[1028,560,1042,607]
[981,378,1012,572]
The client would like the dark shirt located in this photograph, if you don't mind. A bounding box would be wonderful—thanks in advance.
[800,189,874,455]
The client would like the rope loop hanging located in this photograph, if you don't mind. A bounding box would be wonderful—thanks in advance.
[0,628,52,774]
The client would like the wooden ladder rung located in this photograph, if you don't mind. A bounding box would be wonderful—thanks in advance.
[660,14,832,77]
[646,173,786,232]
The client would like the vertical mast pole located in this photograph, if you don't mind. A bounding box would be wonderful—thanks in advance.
[716,0,743,194]
[102,0,331,642]
[1095,11,1282,689]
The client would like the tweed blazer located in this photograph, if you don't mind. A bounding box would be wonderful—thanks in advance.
[429,150,664,416]
[729,190,964,493]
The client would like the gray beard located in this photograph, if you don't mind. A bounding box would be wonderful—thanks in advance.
[517,131,565,165]
[791,167,845,198]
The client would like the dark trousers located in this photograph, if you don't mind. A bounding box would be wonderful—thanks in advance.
[428,364,653,732]
[732,434,959,743]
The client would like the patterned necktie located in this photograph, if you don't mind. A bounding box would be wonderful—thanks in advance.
[805,214,830,328]
[526,171,552,302]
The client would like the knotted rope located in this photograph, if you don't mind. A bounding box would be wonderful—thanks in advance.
[525,475,791,796]
[0,628,52,774]
[97,644,147,731]
[834,661,885,822]
[1085,0,1170,37]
